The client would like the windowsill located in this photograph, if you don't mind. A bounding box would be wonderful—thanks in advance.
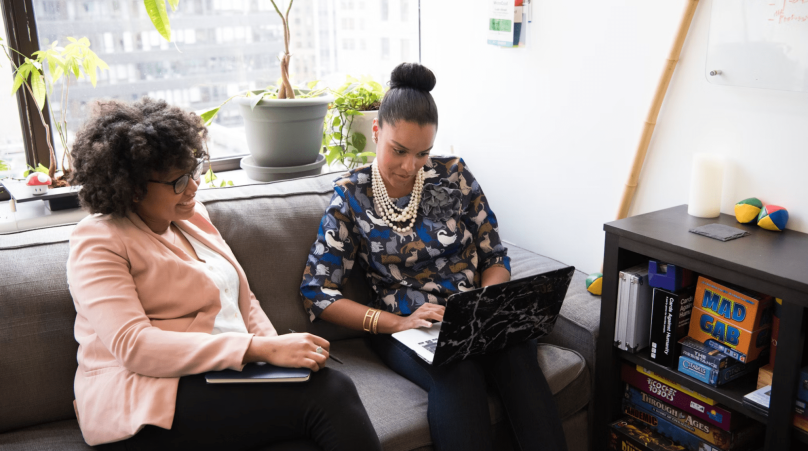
[0,166,344,233]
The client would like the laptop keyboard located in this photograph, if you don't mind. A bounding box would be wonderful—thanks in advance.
[419,338,439,353]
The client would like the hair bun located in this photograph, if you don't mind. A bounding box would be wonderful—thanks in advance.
[389,63,436,92]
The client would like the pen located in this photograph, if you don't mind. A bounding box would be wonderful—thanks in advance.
[288,329,344,364]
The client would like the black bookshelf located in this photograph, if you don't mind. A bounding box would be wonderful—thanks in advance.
[593,205,808,451]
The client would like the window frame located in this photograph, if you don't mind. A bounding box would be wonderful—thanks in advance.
[2,0,423,178]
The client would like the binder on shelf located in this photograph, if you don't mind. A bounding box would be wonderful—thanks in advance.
[614,263,653,353]
[649,285,695,369]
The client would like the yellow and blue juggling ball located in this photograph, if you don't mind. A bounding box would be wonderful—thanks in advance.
[586,272,603,296]
[757,205,789,231]
[734,197,763,224]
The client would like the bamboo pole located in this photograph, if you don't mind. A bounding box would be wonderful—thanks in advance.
[616,0,700,220]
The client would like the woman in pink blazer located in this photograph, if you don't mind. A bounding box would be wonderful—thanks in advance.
[66,98,381,451]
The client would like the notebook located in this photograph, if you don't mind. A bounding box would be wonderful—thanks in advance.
[205,362,311,383]
[392,266,575,366]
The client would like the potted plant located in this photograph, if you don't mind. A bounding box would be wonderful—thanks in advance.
[0,36,108,209]
[191,0,333,178]
[322,75,386,169]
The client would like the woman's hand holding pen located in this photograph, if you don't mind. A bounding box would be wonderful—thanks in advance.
[243,333,331,371]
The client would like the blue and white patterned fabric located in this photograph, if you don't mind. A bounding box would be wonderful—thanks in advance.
[300,156,510,321]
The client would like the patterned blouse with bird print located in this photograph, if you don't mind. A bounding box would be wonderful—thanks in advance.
[300,156,510,320]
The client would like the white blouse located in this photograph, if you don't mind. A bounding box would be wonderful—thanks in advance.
[177,226,249,335]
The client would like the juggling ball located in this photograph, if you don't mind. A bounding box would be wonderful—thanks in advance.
[757,205,789,232]
[586,272,603,296]
[735,198,763,224]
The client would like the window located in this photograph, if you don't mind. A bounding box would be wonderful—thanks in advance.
[401,0,409,22]
[5,0,421,171]
[381,0,389,21]
[0,12,25,189]
[381,37,390,59]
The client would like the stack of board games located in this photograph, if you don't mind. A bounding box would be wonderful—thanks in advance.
[622,364,765,451]
[687,277,773,364]
[622,364,744,432]
[623,384,764,450]
[677,337,764,387]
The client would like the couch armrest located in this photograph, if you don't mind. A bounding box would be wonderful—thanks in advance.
[506,243,601,373]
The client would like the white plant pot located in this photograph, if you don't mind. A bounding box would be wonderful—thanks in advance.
[236,92,334,168]
[345,110,377,167]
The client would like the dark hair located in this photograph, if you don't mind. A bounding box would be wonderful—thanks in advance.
[378,62,438,128]
[69,97,208,217]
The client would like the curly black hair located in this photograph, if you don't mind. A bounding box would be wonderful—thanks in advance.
[69,97,208,217]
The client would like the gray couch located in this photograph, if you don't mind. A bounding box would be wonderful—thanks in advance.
[0,172,601,450]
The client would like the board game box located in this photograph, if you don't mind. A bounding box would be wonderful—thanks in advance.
[623,394,763,451]
[609,417,687,451]
[621,363,742,431]
[687,277,773,363]
[678,355,761,387]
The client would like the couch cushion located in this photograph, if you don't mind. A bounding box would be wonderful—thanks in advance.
[197,172,370,342]
[0,226,79,434]
[331,338,590,451]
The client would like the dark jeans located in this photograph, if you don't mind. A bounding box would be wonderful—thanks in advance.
[96,368,381,451]
[370,335,568,451]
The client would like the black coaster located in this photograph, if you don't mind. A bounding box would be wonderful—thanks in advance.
[689,223,751,242]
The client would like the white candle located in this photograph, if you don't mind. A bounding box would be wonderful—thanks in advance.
[688,153,725,218]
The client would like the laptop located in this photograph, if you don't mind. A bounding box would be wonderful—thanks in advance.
[392,266,575,366]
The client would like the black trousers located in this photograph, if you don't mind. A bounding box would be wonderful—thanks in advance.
[370,336,569,451]
[96,368,381,451]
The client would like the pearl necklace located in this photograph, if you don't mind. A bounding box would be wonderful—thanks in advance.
[371,160,425,233]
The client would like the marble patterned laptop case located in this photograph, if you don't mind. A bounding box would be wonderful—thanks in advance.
[432,266,575,366]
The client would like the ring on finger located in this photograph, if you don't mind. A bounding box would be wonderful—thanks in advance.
[315,346,324,354]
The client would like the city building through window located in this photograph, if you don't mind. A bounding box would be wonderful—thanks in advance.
[5,0,420,168]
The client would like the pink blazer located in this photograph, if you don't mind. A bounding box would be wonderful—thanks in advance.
[67,202,276,446]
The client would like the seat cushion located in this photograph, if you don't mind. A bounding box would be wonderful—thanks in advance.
[0,226,80,434]
[330,338,590,451]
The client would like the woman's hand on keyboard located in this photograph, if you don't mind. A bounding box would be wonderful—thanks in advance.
[393,304,445,333]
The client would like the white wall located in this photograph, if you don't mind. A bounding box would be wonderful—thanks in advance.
[421,0,808,275]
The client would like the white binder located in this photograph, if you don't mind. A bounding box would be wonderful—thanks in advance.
[613,264,653,353]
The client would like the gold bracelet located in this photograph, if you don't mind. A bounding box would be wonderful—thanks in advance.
[363,308,375,332]
[372,309,381,334]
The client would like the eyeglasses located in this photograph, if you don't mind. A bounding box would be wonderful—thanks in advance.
[148,160,204,194]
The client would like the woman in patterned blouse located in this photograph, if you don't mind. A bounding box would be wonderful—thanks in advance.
[301,63,568,451]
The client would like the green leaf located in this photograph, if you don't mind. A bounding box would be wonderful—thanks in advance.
[352,132,366,152]
[199,107,220,126]
[332,116,341,127]
[249,92,264,110]
[220,180,226,187]
[357,151,376,158]
[333,132,342,140]
[11,73,24,95]
[144,0,172,42]
[167,0,180,11]
[325,146,342,166]
[307,80,319,89]
[0,160,9,172]
[204,167,217,184]
[227,180,234,186]
[30,70,47,111]
[34,163,49,174]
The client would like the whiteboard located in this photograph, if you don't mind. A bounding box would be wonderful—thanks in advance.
[706,0,808,92]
